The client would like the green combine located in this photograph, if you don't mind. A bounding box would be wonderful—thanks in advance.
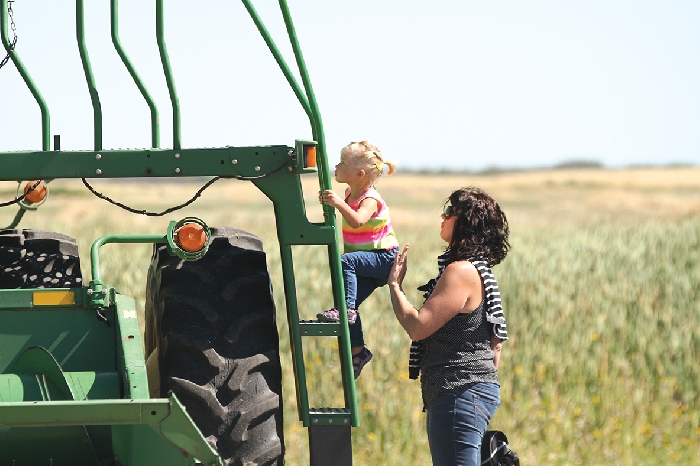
[0,1,357,464]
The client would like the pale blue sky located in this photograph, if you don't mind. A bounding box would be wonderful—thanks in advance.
[1,0,699,171]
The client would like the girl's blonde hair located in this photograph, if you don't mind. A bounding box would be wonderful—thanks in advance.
[341,140,397,183]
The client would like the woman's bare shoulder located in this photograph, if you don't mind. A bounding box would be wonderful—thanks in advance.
[441,260,480,284]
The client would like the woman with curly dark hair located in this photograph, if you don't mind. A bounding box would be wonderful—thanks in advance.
[388,187,511,466]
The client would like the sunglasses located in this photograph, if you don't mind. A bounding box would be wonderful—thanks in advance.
[442,205,460,219]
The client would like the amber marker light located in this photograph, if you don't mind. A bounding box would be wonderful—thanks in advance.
[23,180,47,204]
[304,145,317,168]
[176,222,207,252]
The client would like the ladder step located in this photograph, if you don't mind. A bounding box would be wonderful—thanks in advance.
[299,320,340,336]
[308,407,351,425]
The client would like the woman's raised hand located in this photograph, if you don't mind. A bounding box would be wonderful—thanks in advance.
[389,244,410,288]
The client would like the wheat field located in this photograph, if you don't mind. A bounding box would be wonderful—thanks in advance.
[1,167,698,465]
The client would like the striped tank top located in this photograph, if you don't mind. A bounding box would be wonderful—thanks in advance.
[342,187,399,253]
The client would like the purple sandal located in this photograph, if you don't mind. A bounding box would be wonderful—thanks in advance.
[316,308,358,325]
[353,347,373,379]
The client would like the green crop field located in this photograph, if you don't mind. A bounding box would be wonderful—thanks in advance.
[1,167,698,465]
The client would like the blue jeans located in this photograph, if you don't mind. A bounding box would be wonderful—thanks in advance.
[426,383,501,466]
[342,247,398,347]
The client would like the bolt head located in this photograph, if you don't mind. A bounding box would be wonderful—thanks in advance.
[175,168,181,174]
[95,154,102,160]
[254,166,261,172]
[232,159,238,165]
[175,153,181,158]
[95,169,102,175]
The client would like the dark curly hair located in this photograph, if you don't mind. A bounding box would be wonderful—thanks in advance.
[443,187,510,266]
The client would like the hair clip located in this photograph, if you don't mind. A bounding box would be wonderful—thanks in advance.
[375,162,384,171]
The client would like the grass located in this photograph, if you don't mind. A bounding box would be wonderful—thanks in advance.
[1,167,699,465]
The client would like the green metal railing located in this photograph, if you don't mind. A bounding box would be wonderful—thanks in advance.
[111,0,160,148]
[156,0,181,150]
[76,0,103,151]
[1,0,50,150]
[0,0,359,431]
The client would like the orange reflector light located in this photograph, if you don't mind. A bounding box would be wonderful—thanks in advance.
[33,291,76,306]
[304,145,317,168]
[23,180,47,204]
[176,222,207,252]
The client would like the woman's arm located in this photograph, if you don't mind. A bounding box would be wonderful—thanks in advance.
[491,334,502,369]
[388,245,482,341]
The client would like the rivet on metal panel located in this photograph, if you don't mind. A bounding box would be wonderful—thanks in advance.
[95,154,102,160]
[175,153,181,158]
[96,169,102,175]
[232,159,238,165]
[175,168,181,174]
[255,166,261,172]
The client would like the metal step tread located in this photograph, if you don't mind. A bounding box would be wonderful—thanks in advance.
[308,407,352,426]
[299,319,341,336]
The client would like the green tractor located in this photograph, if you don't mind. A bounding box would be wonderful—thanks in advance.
[0,1,358,464]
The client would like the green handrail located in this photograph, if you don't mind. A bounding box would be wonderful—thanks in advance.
[242,0,358,427]
[111,0,160,148]
[76,0,103,151]
[156,0,181,150]
[1,0,50,151]
[277,0,357,424]
[240,0,312,121]
[90,235,166,284]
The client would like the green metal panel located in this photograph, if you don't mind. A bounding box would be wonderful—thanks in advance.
[65,371,121,400]
[0,306,116,374]
[0,425,114,465]
[112,424,200,466]
[9,346,78,400]
[0,288,85,309]
[0,371,120,403]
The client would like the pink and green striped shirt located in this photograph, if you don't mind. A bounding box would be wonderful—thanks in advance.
[342,187,399,253]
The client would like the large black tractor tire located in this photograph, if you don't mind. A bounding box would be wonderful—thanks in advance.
[145,227,285,466]
[0,229,83,289]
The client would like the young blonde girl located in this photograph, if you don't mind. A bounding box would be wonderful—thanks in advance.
[317,140,399,378]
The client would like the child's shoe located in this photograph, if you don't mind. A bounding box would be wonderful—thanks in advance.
[352,347,373,379]
[316,308,357,324]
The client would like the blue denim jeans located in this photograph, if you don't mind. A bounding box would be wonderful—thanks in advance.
[426,383,501,466]
[342,247,398,347]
